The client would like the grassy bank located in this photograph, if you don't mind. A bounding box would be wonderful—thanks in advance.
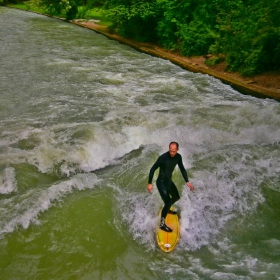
[8,1,45,13]
[76,6,111,26]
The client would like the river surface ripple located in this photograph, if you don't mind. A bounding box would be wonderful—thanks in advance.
[1,7,280,280]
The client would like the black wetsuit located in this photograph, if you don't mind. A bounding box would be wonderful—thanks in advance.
[148,152,189,219]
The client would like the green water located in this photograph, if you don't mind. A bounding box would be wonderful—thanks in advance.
[0,7,280,280]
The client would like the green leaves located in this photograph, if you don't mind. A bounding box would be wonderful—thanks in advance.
[215,0,280,75]
[29,0,78,18]
[29,0,279,76]
[105,0,159,41]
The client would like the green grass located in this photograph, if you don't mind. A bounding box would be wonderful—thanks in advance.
[9,3,28,10]
[77,7,111,26]
[205,56,223,67]
[8,1,45,13]
[7,2,111,26]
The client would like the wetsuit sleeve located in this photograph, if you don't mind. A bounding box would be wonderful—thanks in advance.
[178,155,189,182]
[148,157,161,184]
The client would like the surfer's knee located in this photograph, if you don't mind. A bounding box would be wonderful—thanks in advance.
[164,200,172,209]
[171,194,180,204]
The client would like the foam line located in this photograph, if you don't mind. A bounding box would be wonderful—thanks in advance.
[0,173,99,237]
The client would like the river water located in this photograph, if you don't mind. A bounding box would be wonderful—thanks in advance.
[1,7,280,280]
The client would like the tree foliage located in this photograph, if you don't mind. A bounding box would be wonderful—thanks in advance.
[25,0,280,75]
[103,0,280,76]
[104,0,159,41]
[212,0,280,75]
[29,0,78,19]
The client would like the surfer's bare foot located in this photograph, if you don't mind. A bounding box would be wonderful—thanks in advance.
[160,223,173,232]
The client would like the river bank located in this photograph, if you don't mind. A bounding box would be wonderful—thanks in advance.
[5,4,280,101]
[72,20,280,102]
[1,8,280,280]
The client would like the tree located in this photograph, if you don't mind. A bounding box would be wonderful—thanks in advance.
[105,0,159,41]
[212,0,280,75]
[30,0,78,19]
[103,0,280,75]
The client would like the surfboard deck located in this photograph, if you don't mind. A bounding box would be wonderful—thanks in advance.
[156,206,180,252]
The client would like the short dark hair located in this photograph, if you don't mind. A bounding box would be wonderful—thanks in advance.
[169,141,179,149]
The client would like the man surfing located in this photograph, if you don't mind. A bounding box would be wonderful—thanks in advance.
[147,142,194,232]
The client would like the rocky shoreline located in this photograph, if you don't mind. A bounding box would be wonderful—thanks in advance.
[72,20,280,102]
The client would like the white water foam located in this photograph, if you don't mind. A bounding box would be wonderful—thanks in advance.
[178,146,268,250]
[0,167,17,194]
[108,140,278,251]
[111,183,161,250]
[205,238,280,279]
[0,173,99,238]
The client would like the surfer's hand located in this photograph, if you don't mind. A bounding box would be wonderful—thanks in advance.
[186,182,194,191]
[147,184,153,193]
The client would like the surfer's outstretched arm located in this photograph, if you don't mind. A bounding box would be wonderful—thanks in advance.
[178,155,194,191]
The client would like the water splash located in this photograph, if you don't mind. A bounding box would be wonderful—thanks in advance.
[0,173,99,238]
[0,167,17,194]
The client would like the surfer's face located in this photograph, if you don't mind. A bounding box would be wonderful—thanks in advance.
[169,144,178,157]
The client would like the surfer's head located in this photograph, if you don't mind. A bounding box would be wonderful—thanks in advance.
[169,142,179,157]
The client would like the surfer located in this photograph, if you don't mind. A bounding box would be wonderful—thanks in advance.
[147,142,194,232]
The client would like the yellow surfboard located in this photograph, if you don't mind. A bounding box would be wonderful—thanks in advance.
[156,206,180,252]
